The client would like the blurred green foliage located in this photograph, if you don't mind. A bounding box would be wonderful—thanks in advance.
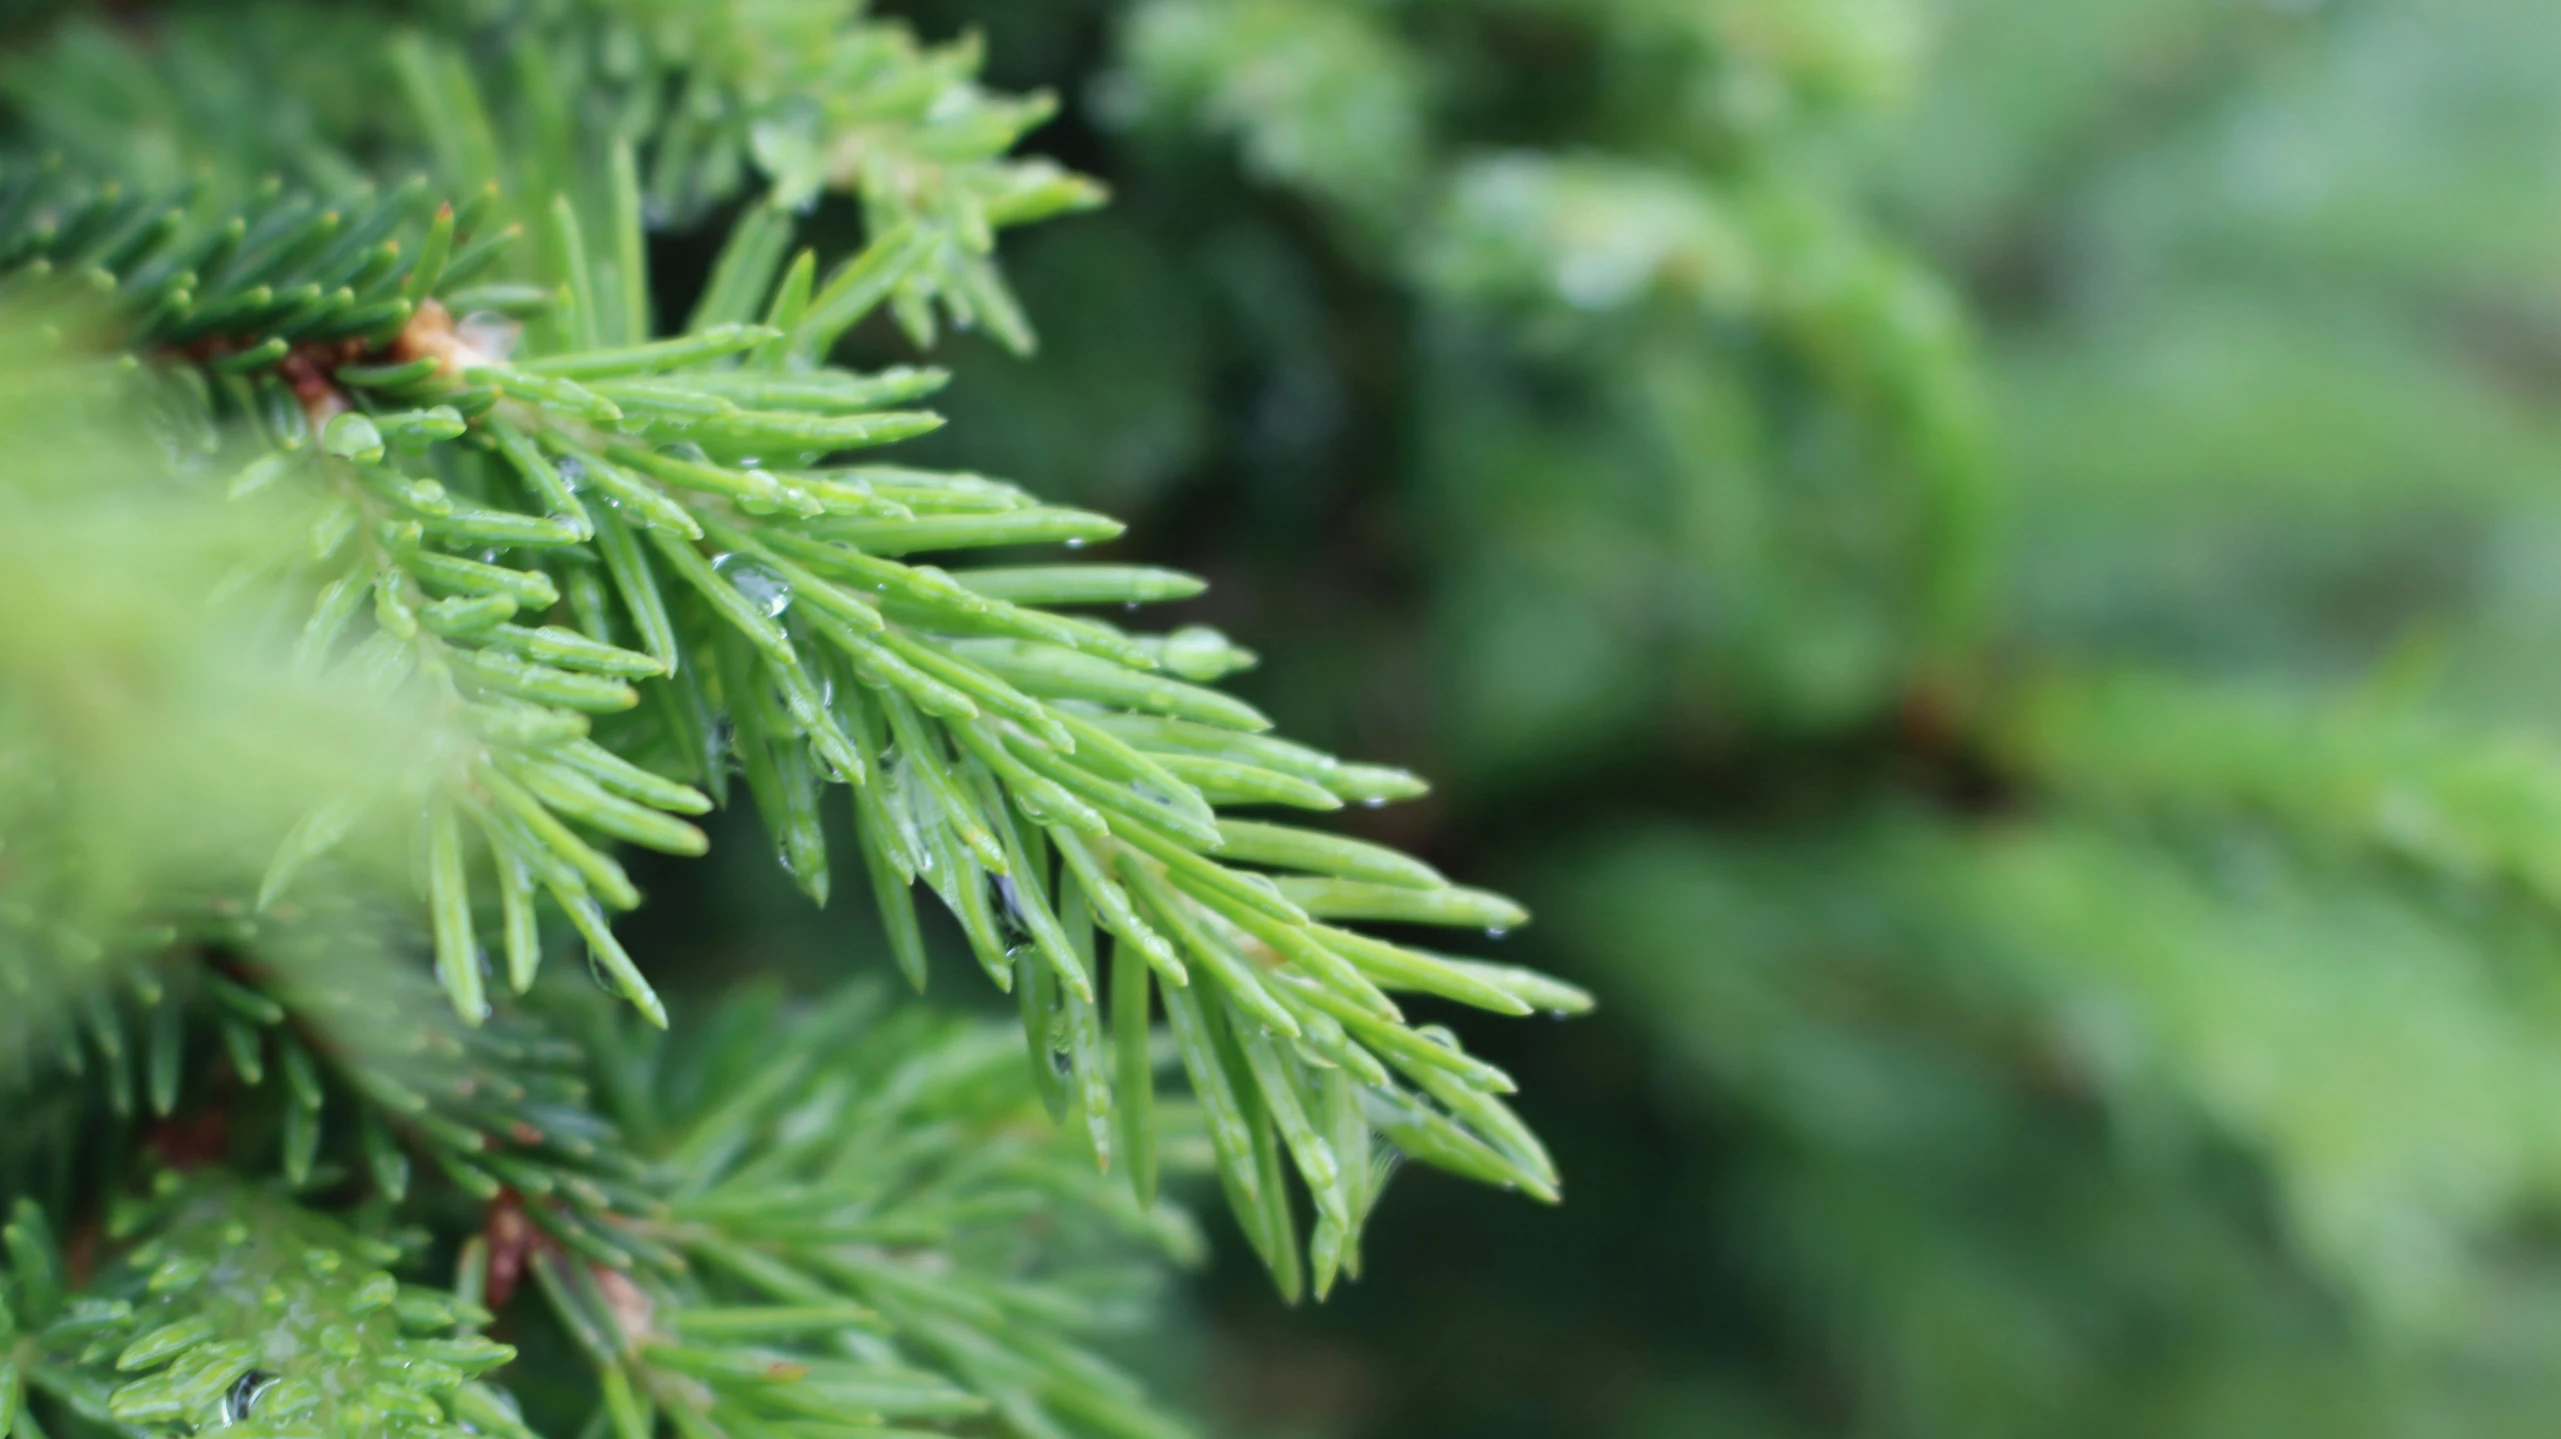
[793,0,2561,1433]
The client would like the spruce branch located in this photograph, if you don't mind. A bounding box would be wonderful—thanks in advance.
[3,959,1203,1439]
[11,0,1104,354]
[0,146,1575,1284]
[0,1176,525,1439]
[1117,0,1993,688]
[2000,668,2561,905]
[0,13,1589,1423]
[461,0,1109,351]
[540,991,1202,1439]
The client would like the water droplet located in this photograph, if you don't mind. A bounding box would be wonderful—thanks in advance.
[1123,602,1140,613]
[711,553,794,618]
[555,456,588,490]
[1484,927,1510,941]
[660,440,711,466]
[457,311,522,362]
[991,875,1035,943]
[1064,538,1087,550]
[223,1370,277,1424]
[1162,625,1237,681]
[1361,797,1387,810]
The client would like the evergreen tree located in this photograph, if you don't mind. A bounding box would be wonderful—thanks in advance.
[0,6,1587,1439]
[17,2,2559,1436]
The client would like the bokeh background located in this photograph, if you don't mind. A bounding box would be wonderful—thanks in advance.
[621,1,2561,1435]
